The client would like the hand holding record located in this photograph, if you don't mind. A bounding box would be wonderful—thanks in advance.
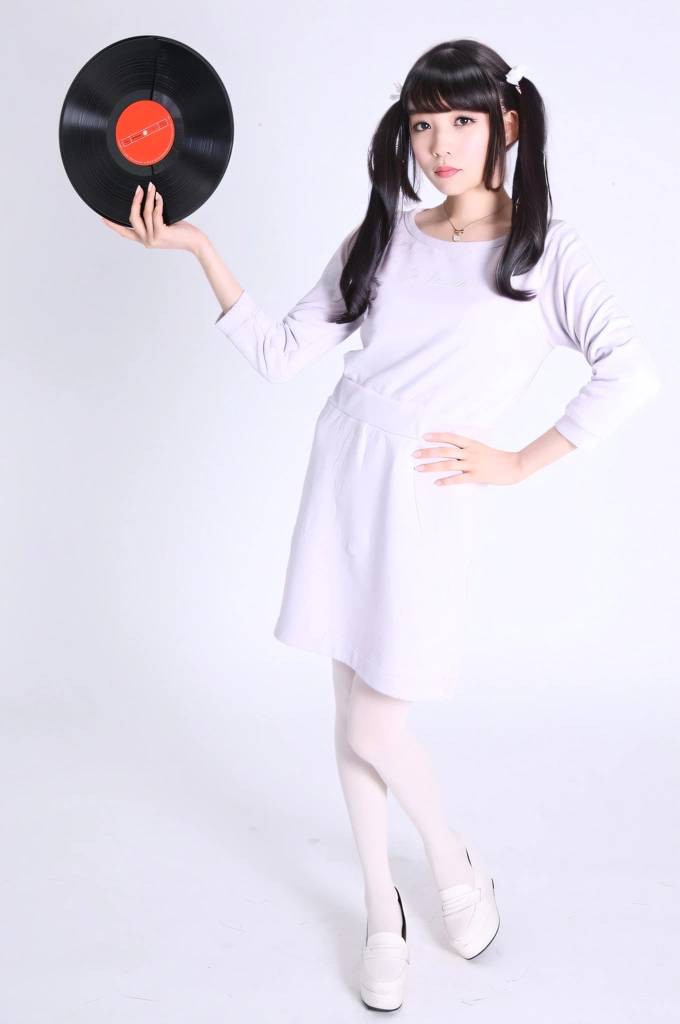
[62,36,243,320]
[101,180,206,255]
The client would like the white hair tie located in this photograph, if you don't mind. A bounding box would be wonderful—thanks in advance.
[505,63,530,94]
[389,81,403,101]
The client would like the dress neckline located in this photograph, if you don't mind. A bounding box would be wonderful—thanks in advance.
[404,206,509,250]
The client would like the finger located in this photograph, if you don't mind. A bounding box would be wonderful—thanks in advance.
[129,185,147,242]
[412,445,461,458]
[142,181,156,243]
[436,472,468,485]
[153,188,164,231]
[101,218,140,241]
[415,459,465,472]
[422,432,471,448]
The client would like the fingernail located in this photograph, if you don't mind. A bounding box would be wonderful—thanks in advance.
[148,181,153,191]
[135,185,142,194]
[423,433,433,440]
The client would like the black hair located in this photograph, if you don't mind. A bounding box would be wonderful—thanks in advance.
[329,38,553,324]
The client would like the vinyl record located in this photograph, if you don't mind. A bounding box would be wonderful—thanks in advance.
[59,35,234,226]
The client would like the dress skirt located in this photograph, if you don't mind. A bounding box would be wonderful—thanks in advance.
[273,375,491,701]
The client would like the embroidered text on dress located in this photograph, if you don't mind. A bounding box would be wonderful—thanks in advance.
[399,265,476,288]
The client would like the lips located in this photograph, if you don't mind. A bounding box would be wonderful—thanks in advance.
[435,167,460,177]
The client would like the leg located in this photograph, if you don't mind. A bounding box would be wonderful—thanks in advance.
[346,671,474,893]
[332,658,403,936]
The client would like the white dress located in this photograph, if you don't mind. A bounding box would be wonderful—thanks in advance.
[214,208,661,701]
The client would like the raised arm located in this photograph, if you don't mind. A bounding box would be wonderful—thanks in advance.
[194,234,247,317]
[102,184,366,386]
[203,227,367,383]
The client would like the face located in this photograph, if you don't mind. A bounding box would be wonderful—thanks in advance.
[408,108,516,194]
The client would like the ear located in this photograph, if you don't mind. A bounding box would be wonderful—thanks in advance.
[504,109,519,147]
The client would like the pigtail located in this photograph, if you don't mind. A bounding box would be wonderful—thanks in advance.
[329,104,416,325]
[496,72,553,299]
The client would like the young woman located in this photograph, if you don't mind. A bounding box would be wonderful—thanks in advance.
[103,38,661,1012]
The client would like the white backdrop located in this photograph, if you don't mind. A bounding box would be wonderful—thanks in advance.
[1,1,678,1021]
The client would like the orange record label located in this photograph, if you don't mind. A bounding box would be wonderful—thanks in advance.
[115,99,175,165]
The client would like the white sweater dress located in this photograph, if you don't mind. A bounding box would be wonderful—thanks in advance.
[215,207,661,701]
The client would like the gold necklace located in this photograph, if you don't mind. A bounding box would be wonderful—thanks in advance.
[442,197,513,241]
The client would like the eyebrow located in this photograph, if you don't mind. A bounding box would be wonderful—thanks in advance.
[409,109,474,116]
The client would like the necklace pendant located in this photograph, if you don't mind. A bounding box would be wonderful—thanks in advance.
[452,232,462,241]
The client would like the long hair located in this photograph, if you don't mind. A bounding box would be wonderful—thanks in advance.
[329,38,552,324]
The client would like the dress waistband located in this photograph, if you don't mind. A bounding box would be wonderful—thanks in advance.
[327,375,493,443]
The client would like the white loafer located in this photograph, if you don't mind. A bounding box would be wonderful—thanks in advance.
[439,836,500,959]
[359,886,410,1011]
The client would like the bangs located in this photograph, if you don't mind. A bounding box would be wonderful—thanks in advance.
[401,63,499,116]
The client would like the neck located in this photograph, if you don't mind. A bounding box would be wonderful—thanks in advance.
[442,191,513,229]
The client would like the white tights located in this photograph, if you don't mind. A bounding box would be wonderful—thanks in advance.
[331,657,474,936]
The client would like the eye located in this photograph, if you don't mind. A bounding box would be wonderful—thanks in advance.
[411,116,476,132]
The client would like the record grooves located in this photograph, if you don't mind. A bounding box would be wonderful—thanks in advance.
[59,36,234,225]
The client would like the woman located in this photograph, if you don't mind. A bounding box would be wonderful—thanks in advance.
[102,38,661,1012]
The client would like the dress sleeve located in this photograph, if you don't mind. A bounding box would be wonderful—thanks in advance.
[213,227,366,383]
[538,220,661,449]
